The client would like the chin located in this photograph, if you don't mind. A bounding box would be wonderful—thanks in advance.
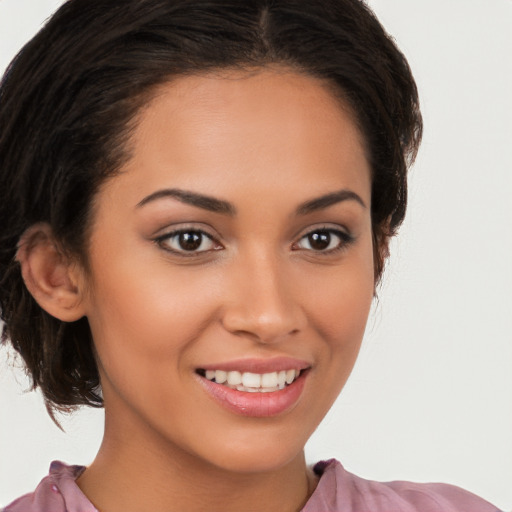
[187,424,311,475]
[208,444,305,475]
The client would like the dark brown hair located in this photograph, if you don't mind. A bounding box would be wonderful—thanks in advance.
[0,0,422,415]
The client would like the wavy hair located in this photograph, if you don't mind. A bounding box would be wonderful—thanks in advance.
[0,0,422,416]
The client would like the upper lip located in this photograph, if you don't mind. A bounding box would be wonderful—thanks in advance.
[198,357,311,374]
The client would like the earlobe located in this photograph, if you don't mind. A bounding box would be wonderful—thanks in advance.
[16,223,86,322]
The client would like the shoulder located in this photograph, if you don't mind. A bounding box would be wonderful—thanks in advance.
[2,461,96,512]
[304,459,503,512]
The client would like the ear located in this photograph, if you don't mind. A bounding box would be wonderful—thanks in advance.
[16,223,86,322]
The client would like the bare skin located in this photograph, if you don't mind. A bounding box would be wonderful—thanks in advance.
[22,68,375,511]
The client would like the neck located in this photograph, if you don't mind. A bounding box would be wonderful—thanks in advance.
[77,411,317,512]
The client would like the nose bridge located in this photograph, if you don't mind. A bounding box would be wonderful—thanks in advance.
[222,247,305,343]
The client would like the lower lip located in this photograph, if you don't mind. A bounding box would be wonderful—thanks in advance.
[197,372,308,417]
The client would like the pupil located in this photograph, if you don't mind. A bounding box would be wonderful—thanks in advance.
[309,231,330,250]
[179,232,202,251]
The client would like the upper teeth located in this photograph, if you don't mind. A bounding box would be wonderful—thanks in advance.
[204,369,300,392]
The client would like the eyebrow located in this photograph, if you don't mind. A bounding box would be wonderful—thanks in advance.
[296,189,367,215]
[136,188,236,215]
[136,187,366,215]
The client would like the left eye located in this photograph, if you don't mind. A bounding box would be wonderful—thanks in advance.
[157,230,219,254]
[294,229,351,252]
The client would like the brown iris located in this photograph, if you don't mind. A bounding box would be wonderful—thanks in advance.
[307,231,331,250]
[178,231,203,251]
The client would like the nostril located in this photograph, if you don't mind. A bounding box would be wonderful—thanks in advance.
[221,307,306,345]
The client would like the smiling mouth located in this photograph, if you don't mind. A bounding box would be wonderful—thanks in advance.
[196,368,304,393]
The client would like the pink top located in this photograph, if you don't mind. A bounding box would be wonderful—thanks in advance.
[2,459,502,512]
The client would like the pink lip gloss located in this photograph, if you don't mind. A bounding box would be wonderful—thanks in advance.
[196,370,308,417]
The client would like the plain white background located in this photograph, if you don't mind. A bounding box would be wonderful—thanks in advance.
[0,0,511,509]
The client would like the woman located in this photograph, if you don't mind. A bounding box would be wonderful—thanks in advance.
[0,0,506,511]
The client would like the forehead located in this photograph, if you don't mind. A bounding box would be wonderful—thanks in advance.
[101,68,371,209]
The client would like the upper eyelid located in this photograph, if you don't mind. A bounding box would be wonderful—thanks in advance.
[294,223,351,240]
[153,223,220,240]
[153,224,352,249]
[297,228,352,242]
[156,229,220,244]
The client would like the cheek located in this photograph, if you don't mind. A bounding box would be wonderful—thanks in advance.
[84,260,227,422]
[306,242,375,349]
[85,253,223,373]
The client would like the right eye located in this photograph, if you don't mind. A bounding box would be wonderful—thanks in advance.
[156,229,222,255]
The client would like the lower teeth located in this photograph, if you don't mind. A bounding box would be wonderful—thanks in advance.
[232,385,280,393]
[219,380,295,393]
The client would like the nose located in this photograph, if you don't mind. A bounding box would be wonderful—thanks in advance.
[221,252,307,344]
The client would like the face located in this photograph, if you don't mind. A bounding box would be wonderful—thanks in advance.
[82,68,375,473]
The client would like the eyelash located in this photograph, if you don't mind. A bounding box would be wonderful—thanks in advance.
[154,227,354,256]
[154,228,221,256]
[292,228,355,254]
